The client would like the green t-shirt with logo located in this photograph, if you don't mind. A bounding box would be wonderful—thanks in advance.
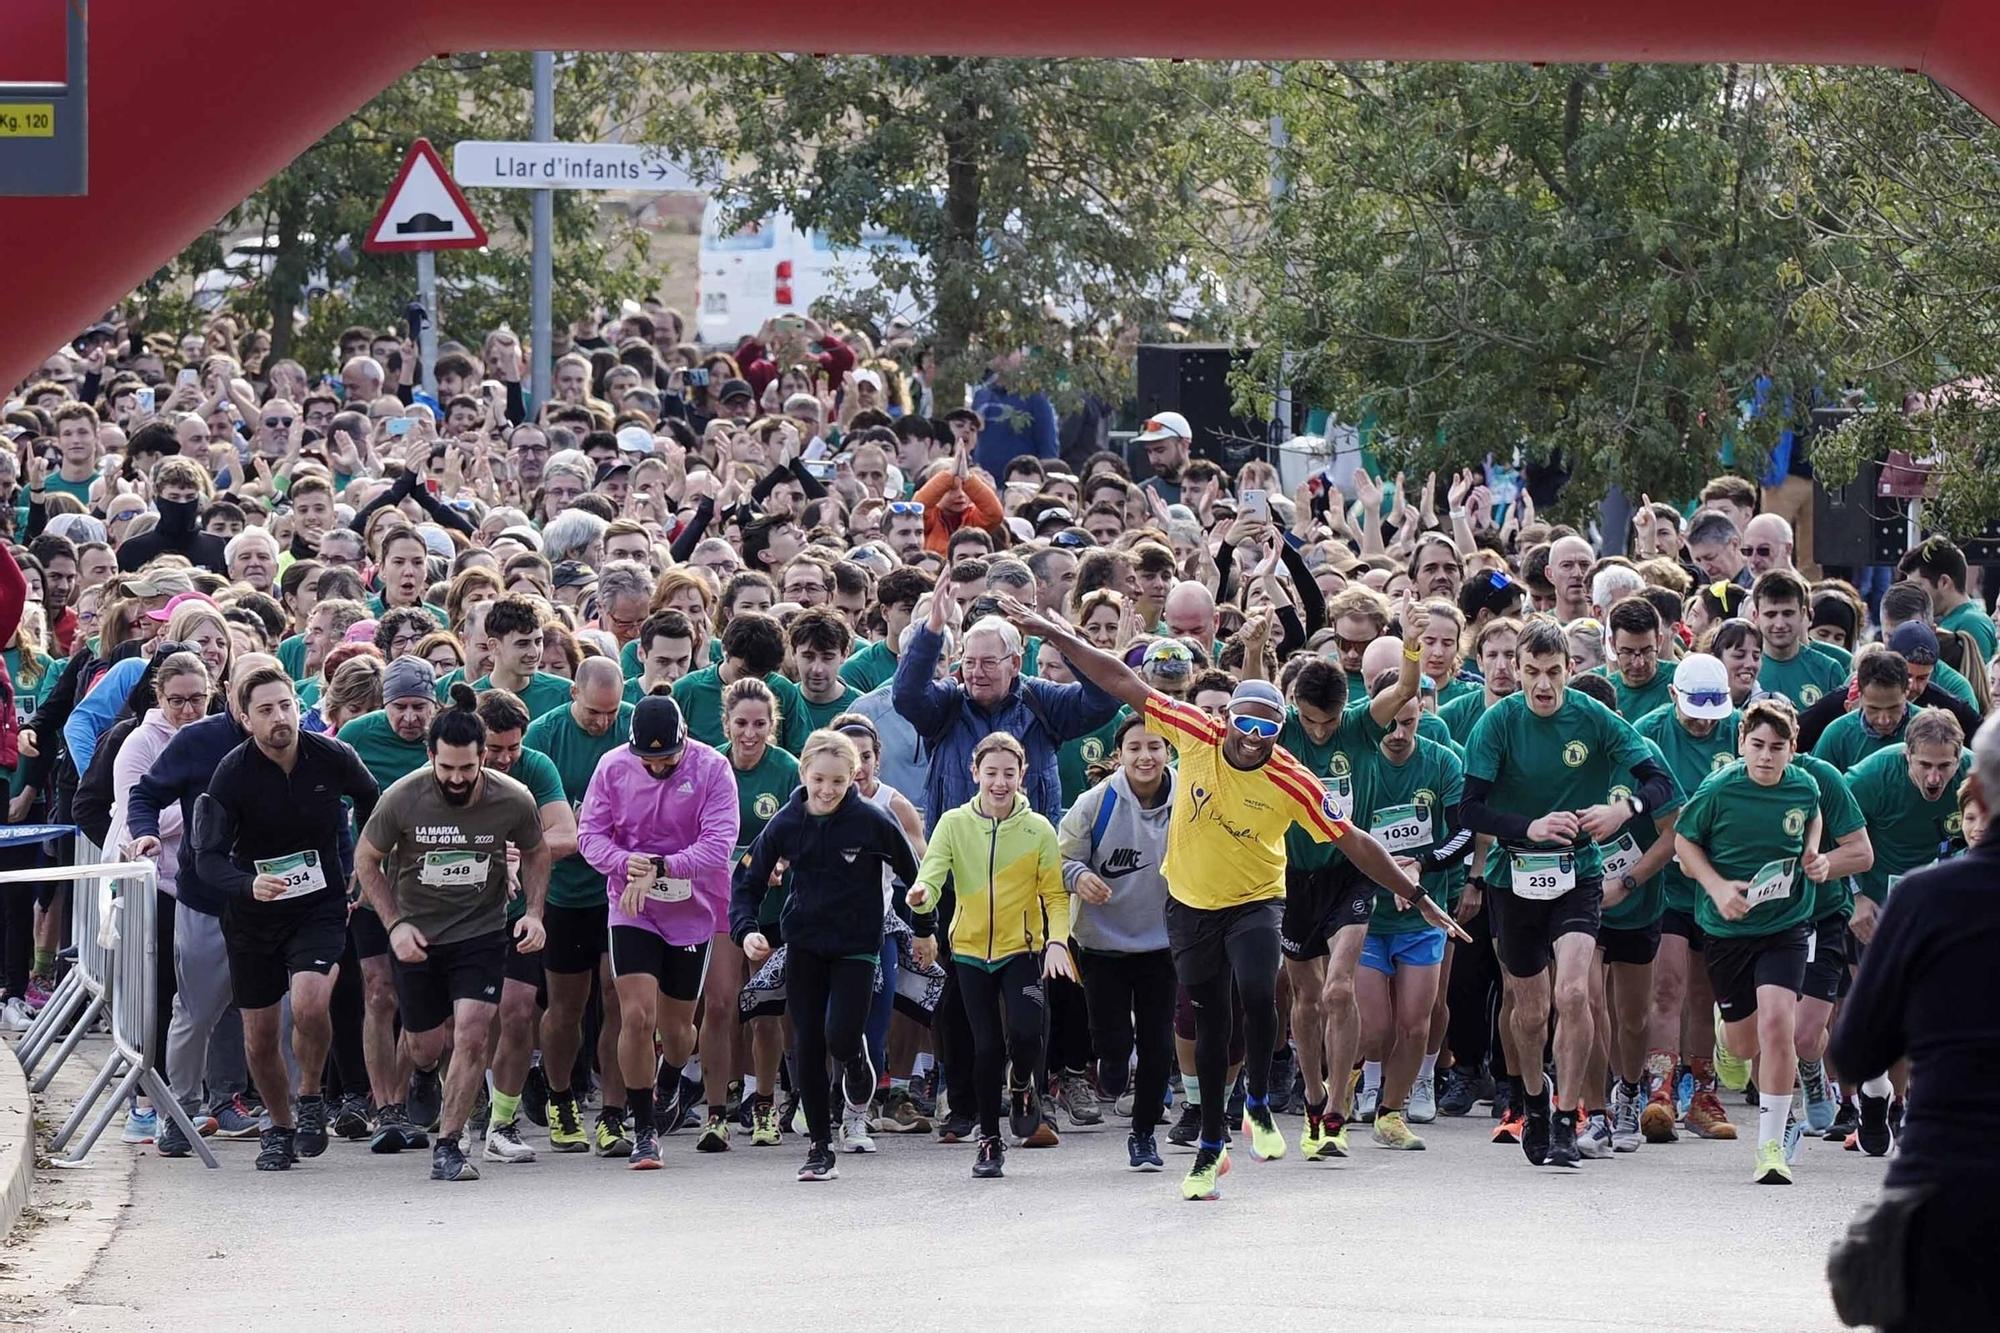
[1634,703,1742,916]
[1059,715,1122,810]
[1756,646,1846,711]
[1792,752,1867,923]
[1810,707,1907,773]
[670,664,810,754]
[469,671,573,724]
[523,701,634,909]
[1939,599,1999,661]
[1680,760,1823,939]
[1278,699,1387,873]
[1845,743,1969,904]
[1354,736,1464,931]
[336,709,430,793]
[1602,659,1677,724]
[1462,689,1657,890]
[1598,736,1685,932]
[731,744,800,859]
[839,640,898,694]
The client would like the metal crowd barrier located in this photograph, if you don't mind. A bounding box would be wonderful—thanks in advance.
[3,834,217,1167]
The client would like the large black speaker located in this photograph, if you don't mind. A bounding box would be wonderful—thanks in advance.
[1813,460,1897,568]
[1134,344,1263,471]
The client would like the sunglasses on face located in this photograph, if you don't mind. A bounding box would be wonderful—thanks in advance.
[886,501,925,517]
[1051,531,1090,549]
[1741,544,1778,558]
[1228,713,1282,739]
[1334,634,1372,655]
[1680,689,1728,708]
[263,416,294,430]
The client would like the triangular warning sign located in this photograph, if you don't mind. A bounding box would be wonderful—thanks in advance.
[363,138,488,253]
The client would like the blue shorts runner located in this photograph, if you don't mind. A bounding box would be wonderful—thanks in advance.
[1360,926,1447,976]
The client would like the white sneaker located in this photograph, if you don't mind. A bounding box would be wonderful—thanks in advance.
[1407,1075,1438,1124]
[1355,1084,1380,1124]
[1577,1114,1614,1159]
[483,1119,536,1164]
[0,997,32,1033]
[841,1111,876,1153]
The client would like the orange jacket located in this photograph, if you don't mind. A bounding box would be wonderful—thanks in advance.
[913,469,1007,554]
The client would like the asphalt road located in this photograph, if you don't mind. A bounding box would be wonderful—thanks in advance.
[29,1096,1877,1332]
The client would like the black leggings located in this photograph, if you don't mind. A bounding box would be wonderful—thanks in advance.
[0,844,37,997]
[1183,927,1281,1146]
[786,947,875,1148]
[955,952,1046,1140]
[1078,948,1176,1134]
[152,894,176,1073]
[325,929,368,1101]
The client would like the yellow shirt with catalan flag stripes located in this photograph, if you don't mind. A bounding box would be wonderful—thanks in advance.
[1143,691,1349,910]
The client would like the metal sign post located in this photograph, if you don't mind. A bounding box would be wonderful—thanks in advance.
[530,53,555,412]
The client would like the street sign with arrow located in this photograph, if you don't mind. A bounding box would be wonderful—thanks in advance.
[451,140,698,193]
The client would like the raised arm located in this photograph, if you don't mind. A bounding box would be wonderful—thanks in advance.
[994,595,1150,712]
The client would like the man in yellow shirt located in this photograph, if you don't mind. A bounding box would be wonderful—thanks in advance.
[996,597,1457,1201]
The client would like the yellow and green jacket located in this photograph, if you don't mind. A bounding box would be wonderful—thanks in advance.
[912,793,1067,967]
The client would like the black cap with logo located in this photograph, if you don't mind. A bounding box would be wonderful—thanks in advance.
[630,693,687,758]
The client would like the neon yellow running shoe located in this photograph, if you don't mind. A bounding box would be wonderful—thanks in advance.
[1754,1139,1793,1185]
[1310,1118,1351,1160]
[1241,1101,1287,1161]
[1298,1113,1326,1159]
[750,1103,780,1147]
[1181,1144,1230,1201]
[1713,1007,1751,1093]
[1372,1109,1426,1151]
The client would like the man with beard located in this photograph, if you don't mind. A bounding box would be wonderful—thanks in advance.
[357,684,550,1183]
[1134,411,1194,507]
[1408,534,1465,603]
[191,662,381,1171]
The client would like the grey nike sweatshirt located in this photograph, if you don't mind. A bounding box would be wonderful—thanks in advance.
[1057,766,1174,954]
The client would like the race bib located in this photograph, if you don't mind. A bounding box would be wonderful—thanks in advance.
[1370,802,1432,853]
[1601,833,1642,884]
[1745,857,1797,907]
[645,875,693,904]
[1324,776,1353,824]
[256,851,326,900]
[1512,851,1575,901]
[419,850,491,890]
[1885,862,1936,896]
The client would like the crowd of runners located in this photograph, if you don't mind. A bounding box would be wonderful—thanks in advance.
[0,307,1986,1200]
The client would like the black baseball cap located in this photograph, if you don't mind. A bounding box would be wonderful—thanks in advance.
[630,694,687,758]
[718,377,755,404]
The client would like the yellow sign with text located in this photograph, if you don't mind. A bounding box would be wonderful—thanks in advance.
[0,105,56,138]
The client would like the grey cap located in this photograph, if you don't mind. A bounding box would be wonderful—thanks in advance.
[1229,679,1285,712]
[383,655,437,703]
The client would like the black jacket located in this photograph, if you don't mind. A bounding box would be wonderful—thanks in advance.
[191,730,378,907]
[729,788,918,958]
[117,497,228,574]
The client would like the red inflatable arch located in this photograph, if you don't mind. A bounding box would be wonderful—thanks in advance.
[3,0,1999,385]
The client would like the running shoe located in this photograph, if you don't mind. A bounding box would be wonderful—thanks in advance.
[1824,1099,1859,1143]
[936,1110,976,1144]
[789,1099,808,1136]
[1684,1088,1738,1140]
[1407,1075,1438,1125]
[1354,1083,1379,1125]
[1491,1078,1515,1122]
[972,1135,1005,1179]
[294,1095,329,1159]
[211,1094,261,1140]
[1127,1131,1163,1171]
[1784,1113,1805,1165]
[1436,1066,1483,1118]
[369,1102,429,1154]
[1057,1069,1104,1126]
[1577,1112,1613,1159]
[1640,1085,1679,1144]
[521,1064,549,1128]
[255,1126,297,1172]
[842,1111,876,1154]
[546,1091,588,1153]
[653,1076,687,1137]
[1544,1109,1581,1168]
[1890,1098,1906,1142]
[1225,1077,1246,1132]
[1314,1117,1351,1160]
[1181,1144,1229,1201]
[594,1110,633,1158]
[799,1143,839,1182]
[23,977,52,1012]
[629,1125,662,1170]
[121,1105,157,1145]
[1712,1010,1751,1092]
[1492,1110,1524,1145]
[1114,1089,1136,1118]
[1372,1109,1424,1151]
[0,996,33,1033]
[1858,1092,1893,1157]
[751,1102,782,1146]
[1611,1089,1643,1153]
[407,1064,444,1132]
[1521,1100,1552,1165]
[1298,1112,1326,1159]
[1754,1138,1793,1185]
[484,1118,536,1164]
[1166,1102,1202,1148]
[909,1070,938,1118]
[1008,1085,1042,1144]
[1023,1109,1061,1148]
[430,1138,480,1182]
[331,1093,372,1141]
[1266,1049,1295,1114]
[1799,1061,1836,1133]
[840,1053,876,1114]
[880,1088,932,1135]
[156,1113,191,1159]
[1241,1101,1286,1161]
[695,1114,730,1153]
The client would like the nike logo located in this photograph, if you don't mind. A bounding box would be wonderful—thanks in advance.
[1100,848,1147,879]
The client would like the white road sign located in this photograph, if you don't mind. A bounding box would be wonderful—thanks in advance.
[451,141,698,193]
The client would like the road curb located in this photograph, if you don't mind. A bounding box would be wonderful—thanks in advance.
[0,1043,34,1237]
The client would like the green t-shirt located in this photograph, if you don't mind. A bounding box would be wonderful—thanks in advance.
[732,744,800,924]
[1462,689,1657,889]
[1933,660,1978,708]
[1602,659,1677,724]
[670,665,810,754]
[793,684,862,736]
[1278,699,1388,872]
[1811,707,1908,773]
[276,633,307,682]
[1756,646,1847,711]
[1437,688,1494,746]
[1792,752,1867,922]
[41,474,93,508]
[5,648,54,801]
[1435,676,1480,711]
[1354,736,1465,932]
[1808,640,1853,674]
[523,702,635,909]
[336,709,430,793]
[1845,743,1969,904]
[1059,715,1123,810]
[469,671,573,724]
[365,595,447,627]
[1633,703,1742,915]
[619,639,643,681]
[1680,761,1823,939]
[1598,736,1685,932]
[1939,599,1999,661]
[500,746,565,923]
[840,640,898,694]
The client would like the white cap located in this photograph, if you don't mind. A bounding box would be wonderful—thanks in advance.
[1673,653,1733,719]
[852,368,884,393]
[1134,410,1192,444]
[615,425,654,455]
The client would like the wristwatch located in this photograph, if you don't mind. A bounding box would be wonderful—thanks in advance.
[1620,874,1639,897]
[1627,793,1646,818]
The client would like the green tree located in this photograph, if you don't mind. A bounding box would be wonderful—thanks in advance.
[644,55,1252,397]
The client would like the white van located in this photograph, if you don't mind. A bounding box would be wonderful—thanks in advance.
[695,200,926,346]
